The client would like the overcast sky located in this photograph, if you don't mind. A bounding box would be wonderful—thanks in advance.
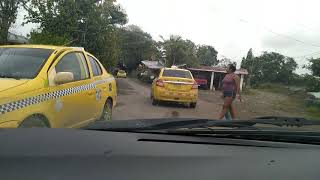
[15,0,320,73]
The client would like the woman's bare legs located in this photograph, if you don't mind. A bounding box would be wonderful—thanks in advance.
[230,102,237,119]
[218,97,233,119]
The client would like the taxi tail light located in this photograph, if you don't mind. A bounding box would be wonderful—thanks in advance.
[156,79,164,87]
[192,82,198,89]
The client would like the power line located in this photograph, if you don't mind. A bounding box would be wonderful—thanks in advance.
[296,23,317,33]
[239,19,320,48]
[294,50,320,59]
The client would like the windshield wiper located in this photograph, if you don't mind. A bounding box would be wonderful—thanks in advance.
[85,117,320,145]
[85,116,320,132]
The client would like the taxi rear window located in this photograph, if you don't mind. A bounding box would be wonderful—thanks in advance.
[0,48,54,79]
[162,70,192,79]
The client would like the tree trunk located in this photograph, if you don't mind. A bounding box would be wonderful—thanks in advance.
[0,27,9,45]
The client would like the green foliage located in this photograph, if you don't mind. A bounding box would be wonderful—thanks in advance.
[196,45,218,66]
[23,1,219,72]
[0,0,25,44]
[249,52,297,85]
[24,0,78,38]
[255,83,289,94]
[29,30,71,45]
[24,0,127,69]
[118,25,159,71]
[306,106,320,120]
[308,58,320,77]
[303,75,320,92]
[161,35,199,67]
[241,48,254,69]
[218,56,234,67]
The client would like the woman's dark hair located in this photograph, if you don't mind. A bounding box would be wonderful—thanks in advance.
[228,64,236,72]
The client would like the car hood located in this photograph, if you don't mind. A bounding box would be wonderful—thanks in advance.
[0,79,29,93]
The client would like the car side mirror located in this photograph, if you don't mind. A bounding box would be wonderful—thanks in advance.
[54,72,74,85]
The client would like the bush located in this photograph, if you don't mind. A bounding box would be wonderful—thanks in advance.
[29,31,71,45]
[304,75,320,92]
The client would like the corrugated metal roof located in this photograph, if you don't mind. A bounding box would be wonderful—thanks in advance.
[188,66,249,75]
[141,60,164,69]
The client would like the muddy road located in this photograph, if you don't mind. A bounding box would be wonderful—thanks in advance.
[113,78,222,120]
[113,78,306,120]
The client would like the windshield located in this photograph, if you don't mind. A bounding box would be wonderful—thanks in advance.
[0,48,53,79]
[162,70,193,79]
[0,0,320,140]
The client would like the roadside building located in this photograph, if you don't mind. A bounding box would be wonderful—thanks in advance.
[188,66,249,91]
[140,60,164,76]
[138,60,165,83]
[139,61,249,91]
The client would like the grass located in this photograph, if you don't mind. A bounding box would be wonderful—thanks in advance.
[256,83,290,94]
[242,88,258,95]
[306,106,320,120]
[253,83,320,119]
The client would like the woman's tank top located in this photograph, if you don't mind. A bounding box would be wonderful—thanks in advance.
[222,73,236,92]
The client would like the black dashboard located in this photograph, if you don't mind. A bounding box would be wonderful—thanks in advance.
[1,128,320,180]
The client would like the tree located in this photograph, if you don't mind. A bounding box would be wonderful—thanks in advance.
[160,35,199,67]
[24,0,127,68]
[118,25,159,71]
[217,56,234,67]
[308,58,320,77]
[0,0,24,44]
[196,45,218,66]
[241,48,254,69]
[250,52,297,85]
[241,48,254,86]
[24,0,78,43]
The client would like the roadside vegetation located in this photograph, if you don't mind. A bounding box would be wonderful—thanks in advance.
[249,83,320,119]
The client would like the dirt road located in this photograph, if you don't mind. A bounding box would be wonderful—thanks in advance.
[113,78,307,120]
[113,78,222,120]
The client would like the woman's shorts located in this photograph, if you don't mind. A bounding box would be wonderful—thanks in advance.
[223,91,236,99]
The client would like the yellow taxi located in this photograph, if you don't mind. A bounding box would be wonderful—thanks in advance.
[151,67,198,108]
[0,45,117,128]
[116,70,127,78]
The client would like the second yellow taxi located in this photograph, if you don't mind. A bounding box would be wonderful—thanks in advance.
[116,70,127,78]
[151,67,198,108]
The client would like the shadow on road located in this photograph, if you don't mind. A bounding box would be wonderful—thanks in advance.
[153,101,191,109]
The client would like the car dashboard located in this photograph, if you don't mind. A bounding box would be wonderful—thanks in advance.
[0,128,320,180]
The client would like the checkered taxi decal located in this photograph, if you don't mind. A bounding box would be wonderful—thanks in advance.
[0,77,114,115]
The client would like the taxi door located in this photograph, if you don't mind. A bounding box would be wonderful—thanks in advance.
[86,55,108,118]
[48,50,97,127]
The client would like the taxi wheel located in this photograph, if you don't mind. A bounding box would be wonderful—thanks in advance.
[100,100,113,121]
[19,115,49,128]
[190,102,197,108]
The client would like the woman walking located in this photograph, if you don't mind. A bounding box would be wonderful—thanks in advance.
[218,64,242,120]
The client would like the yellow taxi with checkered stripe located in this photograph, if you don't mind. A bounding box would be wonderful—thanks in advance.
[151,66,198,108]
[0,45,117,128]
